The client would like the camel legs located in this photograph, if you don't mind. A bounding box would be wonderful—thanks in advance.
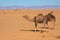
[34,17,40,32]
[34,22,38,32]
[43,21,49,29]
[44,20,55,29]
[51,20,55,29]
[34,17,38,32]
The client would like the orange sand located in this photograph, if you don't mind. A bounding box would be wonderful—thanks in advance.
[0,9,60,40]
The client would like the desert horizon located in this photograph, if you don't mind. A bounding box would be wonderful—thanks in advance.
[0,6,60,9]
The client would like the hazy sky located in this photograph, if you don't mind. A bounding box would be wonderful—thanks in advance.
[0,0,60,6]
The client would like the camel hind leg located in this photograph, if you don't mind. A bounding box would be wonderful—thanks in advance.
[51,19,56,29]
[51,15,56,29]
[43,20,49,29]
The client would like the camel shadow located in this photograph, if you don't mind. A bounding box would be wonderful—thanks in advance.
[56,36,60,39]
[38,27,54,30]
[38,27,49,29]
[20,29,47,33]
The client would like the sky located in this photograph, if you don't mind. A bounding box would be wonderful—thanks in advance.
[0,0,60,7]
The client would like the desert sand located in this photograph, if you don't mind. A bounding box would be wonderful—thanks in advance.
[0,9,60,40]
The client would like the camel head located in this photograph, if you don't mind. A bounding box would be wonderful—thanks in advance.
[23,15,30,19]
[23,15,34,22]
[23,15,29,18]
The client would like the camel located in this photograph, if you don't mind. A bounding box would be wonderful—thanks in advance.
[45,11,56,29]
[23,14,48,31]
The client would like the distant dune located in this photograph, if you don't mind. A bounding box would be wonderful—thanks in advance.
[0,6,60,9]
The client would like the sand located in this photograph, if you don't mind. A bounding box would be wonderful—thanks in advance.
[0,9,60,40]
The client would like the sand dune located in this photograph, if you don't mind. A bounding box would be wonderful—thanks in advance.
[0,9,60,40]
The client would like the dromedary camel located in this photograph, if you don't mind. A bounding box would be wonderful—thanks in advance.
[23,14,48,31]
[45,11,56,29]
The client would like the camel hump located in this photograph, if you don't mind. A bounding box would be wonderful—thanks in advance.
[34,15,44,19]
[34,14,44,22]
[36,14,44,20]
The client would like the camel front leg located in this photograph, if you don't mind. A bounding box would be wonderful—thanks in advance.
[34,22,38,31]
[34,17,38,32]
